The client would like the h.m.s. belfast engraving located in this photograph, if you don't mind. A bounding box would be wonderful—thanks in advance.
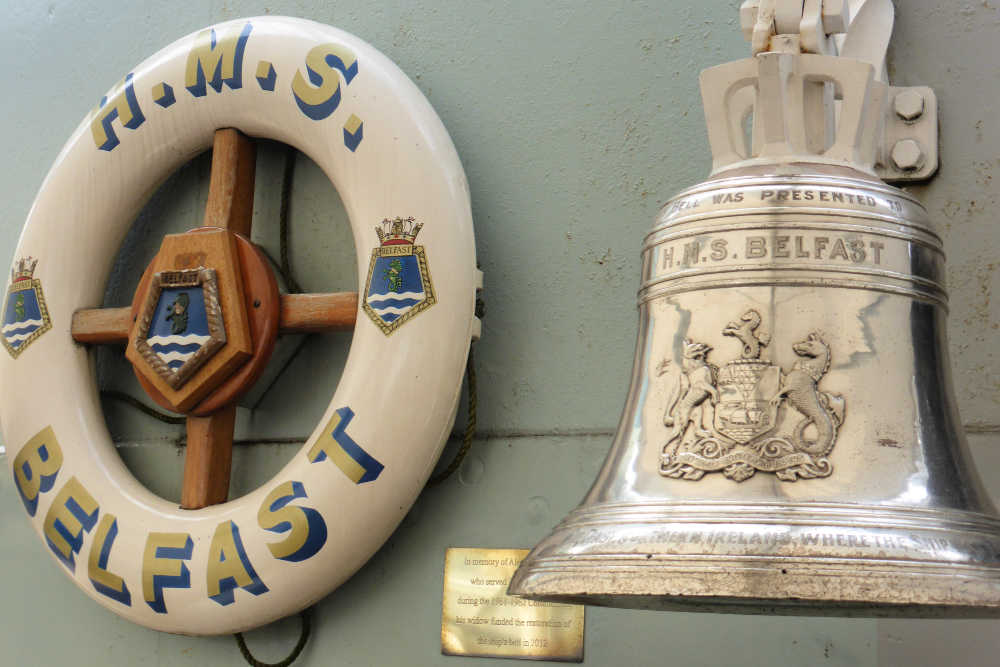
[659,309,845,483]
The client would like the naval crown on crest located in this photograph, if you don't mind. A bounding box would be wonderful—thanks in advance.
[375,216,423,246]
[11,257,38,283]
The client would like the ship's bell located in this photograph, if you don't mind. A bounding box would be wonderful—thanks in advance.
[509,0,1000,615]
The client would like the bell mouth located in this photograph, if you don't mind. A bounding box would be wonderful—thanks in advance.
[503,593,1000,619]
[509,500,1000,618]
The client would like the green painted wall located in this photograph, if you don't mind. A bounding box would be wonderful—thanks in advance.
[2,1,999,665]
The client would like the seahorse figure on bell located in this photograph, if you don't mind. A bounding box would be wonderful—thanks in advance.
[774,333,846,458]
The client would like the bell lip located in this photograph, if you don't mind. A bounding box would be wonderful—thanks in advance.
[508,558,1000,618]
[509,500,1000,617]
[504,591,1000,619]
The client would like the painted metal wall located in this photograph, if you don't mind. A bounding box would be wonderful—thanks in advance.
[1,1,998,664]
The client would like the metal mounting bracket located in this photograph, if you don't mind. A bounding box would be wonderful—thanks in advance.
[876,85,938,183]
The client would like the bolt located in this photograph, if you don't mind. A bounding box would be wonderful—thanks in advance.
[894,90,925,121]
[891,139,925,171]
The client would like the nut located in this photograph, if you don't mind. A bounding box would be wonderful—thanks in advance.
[891,139,925,171]
[893,90,925,121]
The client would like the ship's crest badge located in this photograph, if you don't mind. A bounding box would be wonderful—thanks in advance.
[2,257,52,358]
[659,309,845,482]
[363,217,435,335]
[132,268,226,389]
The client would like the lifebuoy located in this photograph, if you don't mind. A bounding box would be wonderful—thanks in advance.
[0,16,478,635]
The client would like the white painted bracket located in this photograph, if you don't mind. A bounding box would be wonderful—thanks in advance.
[471,268,484,342]
[701,52,884,175]
[723,0,939,182]
[876,86,938,183]
[741,0,849,55]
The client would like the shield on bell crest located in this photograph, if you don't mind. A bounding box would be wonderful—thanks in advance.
[714,359,781,443]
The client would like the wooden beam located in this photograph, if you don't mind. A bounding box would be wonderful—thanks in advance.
[180,129,256,508]
[72,292,358,344]
[203,128,256,236]
[70,307,132,344]
[279,292,358,332]
[181,406,236,509]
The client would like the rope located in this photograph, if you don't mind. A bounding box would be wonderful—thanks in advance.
[428,342,477,485]
[100,390,185,425]
[278,146,302,294]
[234,608,312,667]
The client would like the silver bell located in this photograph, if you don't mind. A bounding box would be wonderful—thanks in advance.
[510,1,1000,616]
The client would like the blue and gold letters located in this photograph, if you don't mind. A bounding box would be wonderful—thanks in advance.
[207,520,269,606]
[185,23,253,97]
[258,481,328,562]
[43,476,99,571]
[12,425,63,516]
[94,22,365,152]
[291,43,358,120]
[90,74,146,151]
[142,532,194,613]
[88,514,132,606]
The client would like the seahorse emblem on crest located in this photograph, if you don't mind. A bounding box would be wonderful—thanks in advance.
[659,309,845,482]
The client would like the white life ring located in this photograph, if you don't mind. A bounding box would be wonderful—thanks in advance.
[0,16,478,635]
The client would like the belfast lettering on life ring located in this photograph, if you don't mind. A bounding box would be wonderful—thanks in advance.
[0,17,478,635]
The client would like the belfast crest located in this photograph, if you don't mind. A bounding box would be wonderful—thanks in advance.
[363,217,435,335]
[132,268,226,389]
[659,309,846,482]
[2,257,52,358]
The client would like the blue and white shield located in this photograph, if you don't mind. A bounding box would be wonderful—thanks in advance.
[133,268,227,389]
[363,246,435,335]
[147,287,213,372]
[2,279,52,358]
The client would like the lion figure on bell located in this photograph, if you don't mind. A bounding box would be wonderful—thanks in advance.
[659,338,719,456]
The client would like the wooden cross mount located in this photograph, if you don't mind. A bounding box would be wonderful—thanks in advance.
[71,129,358,510]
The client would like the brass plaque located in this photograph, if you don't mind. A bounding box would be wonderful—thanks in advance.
[441,548,584,662]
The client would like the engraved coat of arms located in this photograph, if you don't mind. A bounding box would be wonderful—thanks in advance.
[659,309,845,482]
